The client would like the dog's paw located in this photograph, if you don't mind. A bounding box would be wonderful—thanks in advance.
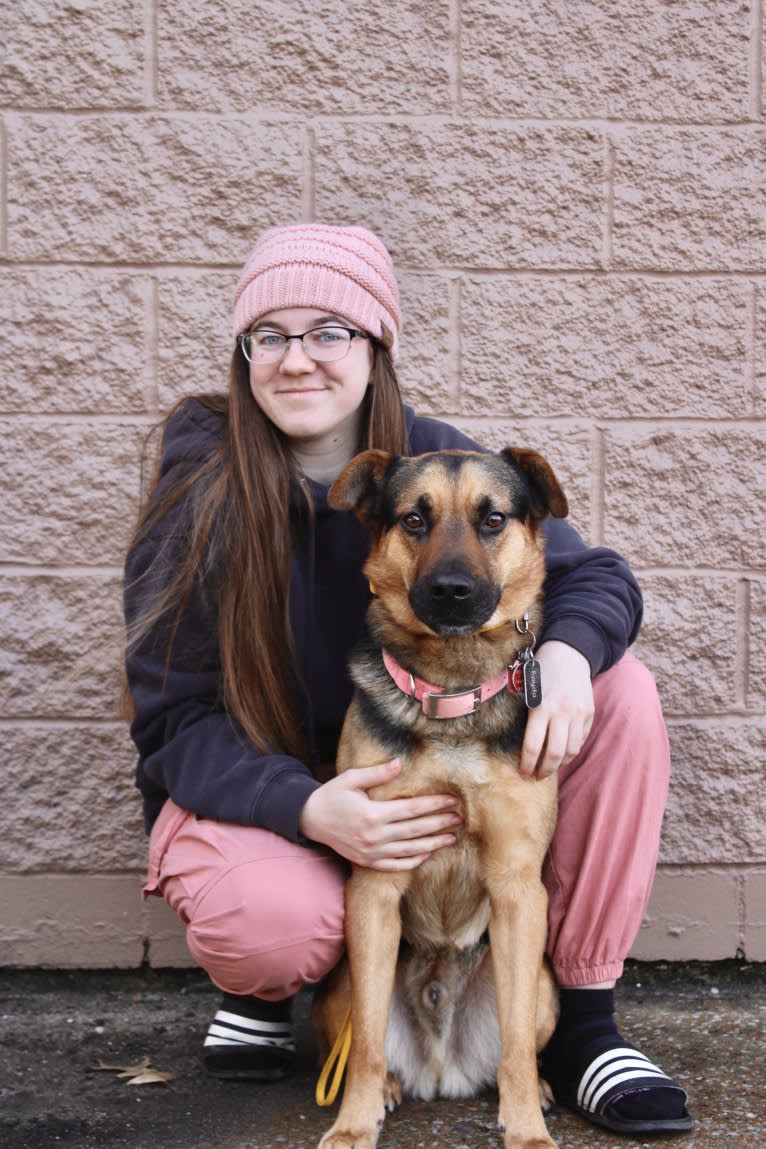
[318,1130,378,1149]
[538,1074,555,1114]
[383,1071,402,1112]
[497,1114,558,1149]
[502,1140,557,1149]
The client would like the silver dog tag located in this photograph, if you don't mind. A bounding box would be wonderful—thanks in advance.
[523,657,543,709]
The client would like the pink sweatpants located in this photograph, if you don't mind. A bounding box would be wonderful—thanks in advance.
[144,653,669,997]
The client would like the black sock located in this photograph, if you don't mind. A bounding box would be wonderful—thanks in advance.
[542,987,618,1073]
[542,988,686,1122]
[220,992,293,1022]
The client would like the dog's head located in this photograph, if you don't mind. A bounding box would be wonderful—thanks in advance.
[329,448,567,639]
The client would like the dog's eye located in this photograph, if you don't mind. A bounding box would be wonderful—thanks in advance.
[401,511,426,534]
[483,511,507,531]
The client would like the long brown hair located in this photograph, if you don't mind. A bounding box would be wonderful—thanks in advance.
[125,339,408,761]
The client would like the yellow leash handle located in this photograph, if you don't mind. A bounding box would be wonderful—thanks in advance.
[315,1007,352,1107]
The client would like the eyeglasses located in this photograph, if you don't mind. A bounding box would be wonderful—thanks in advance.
[238,325,369,365]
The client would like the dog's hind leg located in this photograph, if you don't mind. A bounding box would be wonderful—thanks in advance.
[318,868,408,1149]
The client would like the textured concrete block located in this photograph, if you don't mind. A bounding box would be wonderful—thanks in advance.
[603,427,766,569]
[157,271,234,408]
[0,419,146,564]
[314,124,605,269]
[462,1,750,122]
[0,575,124,718]
[0,0,145,108]
[631,870,740,961]
[660,721,766,864]
[449,419,593,543]
[613,128,766,271]
[157,0,451,114]
[633,575,739,716]
[8,117,304,262]
[460,276,748,419]
[0,725,144,871]
[146,897,195,968]
[0,875,144,967]
[0,269,153,413]
[743,872,766,961]
[396,273,452,416]
[748,579,766,710]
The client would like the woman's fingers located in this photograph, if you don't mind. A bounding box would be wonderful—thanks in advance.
[372,809,462,845]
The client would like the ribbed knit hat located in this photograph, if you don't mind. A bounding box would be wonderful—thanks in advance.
[233,223,401,360]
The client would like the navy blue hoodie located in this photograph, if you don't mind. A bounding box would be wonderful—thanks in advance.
[124,399,642,839]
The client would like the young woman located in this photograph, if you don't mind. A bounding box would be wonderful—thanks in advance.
[124,223,691,1136]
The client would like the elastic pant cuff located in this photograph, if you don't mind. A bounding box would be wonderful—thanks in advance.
[552,960,625,988]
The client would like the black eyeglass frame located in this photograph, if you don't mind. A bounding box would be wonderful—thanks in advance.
[237,325,369,364]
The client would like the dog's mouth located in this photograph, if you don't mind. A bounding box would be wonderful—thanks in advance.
[408,571,500,637]
[423,619,486,637]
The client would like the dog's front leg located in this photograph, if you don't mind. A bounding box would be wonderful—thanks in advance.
[318,868,408,1149]
[481,792,558,1149]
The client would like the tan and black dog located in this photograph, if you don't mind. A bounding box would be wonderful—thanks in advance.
[315,447,569,1149]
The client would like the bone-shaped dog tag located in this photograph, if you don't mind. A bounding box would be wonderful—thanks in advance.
[523,657,542,708]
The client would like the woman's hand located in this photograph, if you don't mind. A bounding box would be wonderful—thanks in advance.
[298,758,461,871]
[519,640,594,779]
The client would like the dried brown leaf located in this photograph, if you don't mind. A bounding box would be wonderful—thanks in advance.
[91,1056,151,1075]
[124,1068,176,1088]
[90,1055,175,1087]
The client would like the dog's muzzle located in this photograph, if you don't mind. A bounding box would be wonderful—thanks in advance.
[409,568,500,635]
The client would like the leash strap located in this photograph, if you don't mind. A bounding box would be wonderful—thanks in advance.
[315,1007,352,1107]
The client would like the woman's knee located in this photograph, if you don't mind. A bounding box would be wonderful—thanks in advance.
[186,852,346,999]
[594,652,666,730]
[557,653,670,808]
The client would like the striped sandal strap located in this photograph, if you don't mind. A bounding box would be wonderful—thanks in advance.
[576,1042,688,1119]
[204,1007,296,1052]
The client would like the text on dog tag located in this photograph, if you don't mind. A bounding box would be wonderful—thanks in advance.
[523,657,542,708]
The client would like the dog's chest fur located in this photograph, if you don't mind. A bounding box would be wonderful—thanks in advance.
[348,728,551,951]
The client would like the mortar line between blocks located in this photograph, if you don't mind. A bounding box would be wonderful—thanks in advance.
[304,125,315,219]
[746,282,757,412]
[144,0,158,106]
[0,117,8,258]
[751,0,763,119]
[736,577,752,709]
[450,0,463,112]
[602,135,616,269]
[738,872,748,954]
[591,426,605,545]
[146,275,160,414]
[448,277,461,405]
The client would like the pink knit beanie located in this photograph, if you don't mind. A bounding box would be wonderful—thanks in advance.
[232,223,401,360]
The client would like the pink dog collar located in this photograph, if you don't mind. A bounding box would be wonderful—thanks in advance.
[381,648,522,720]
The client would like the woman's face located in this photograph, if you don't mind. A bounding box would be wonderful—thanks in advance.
[246,307,373,452]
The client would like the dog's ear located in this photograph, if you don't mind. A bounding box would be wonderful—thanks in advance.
[328,449,394,521]
[501,447,569,523]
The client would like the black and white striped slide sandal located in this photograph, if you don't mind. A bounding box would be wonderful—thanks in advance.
[560,1037,692,1134]
[203,995,296,1081]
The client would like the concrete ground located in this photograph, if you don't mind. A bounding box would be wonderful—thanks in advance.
[0,961,763,1149]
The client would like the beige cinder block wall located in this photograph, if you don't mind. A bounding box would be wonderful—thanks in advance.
[1,1,764,968]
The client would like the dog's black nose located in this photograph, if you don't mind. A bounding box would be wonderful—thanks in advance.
[409,566,500,634]
[428,572,476,604]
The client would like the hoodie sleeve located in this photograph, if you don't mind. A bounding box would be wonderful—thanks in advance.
[124,399,320,837]
[406,410,643,675]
